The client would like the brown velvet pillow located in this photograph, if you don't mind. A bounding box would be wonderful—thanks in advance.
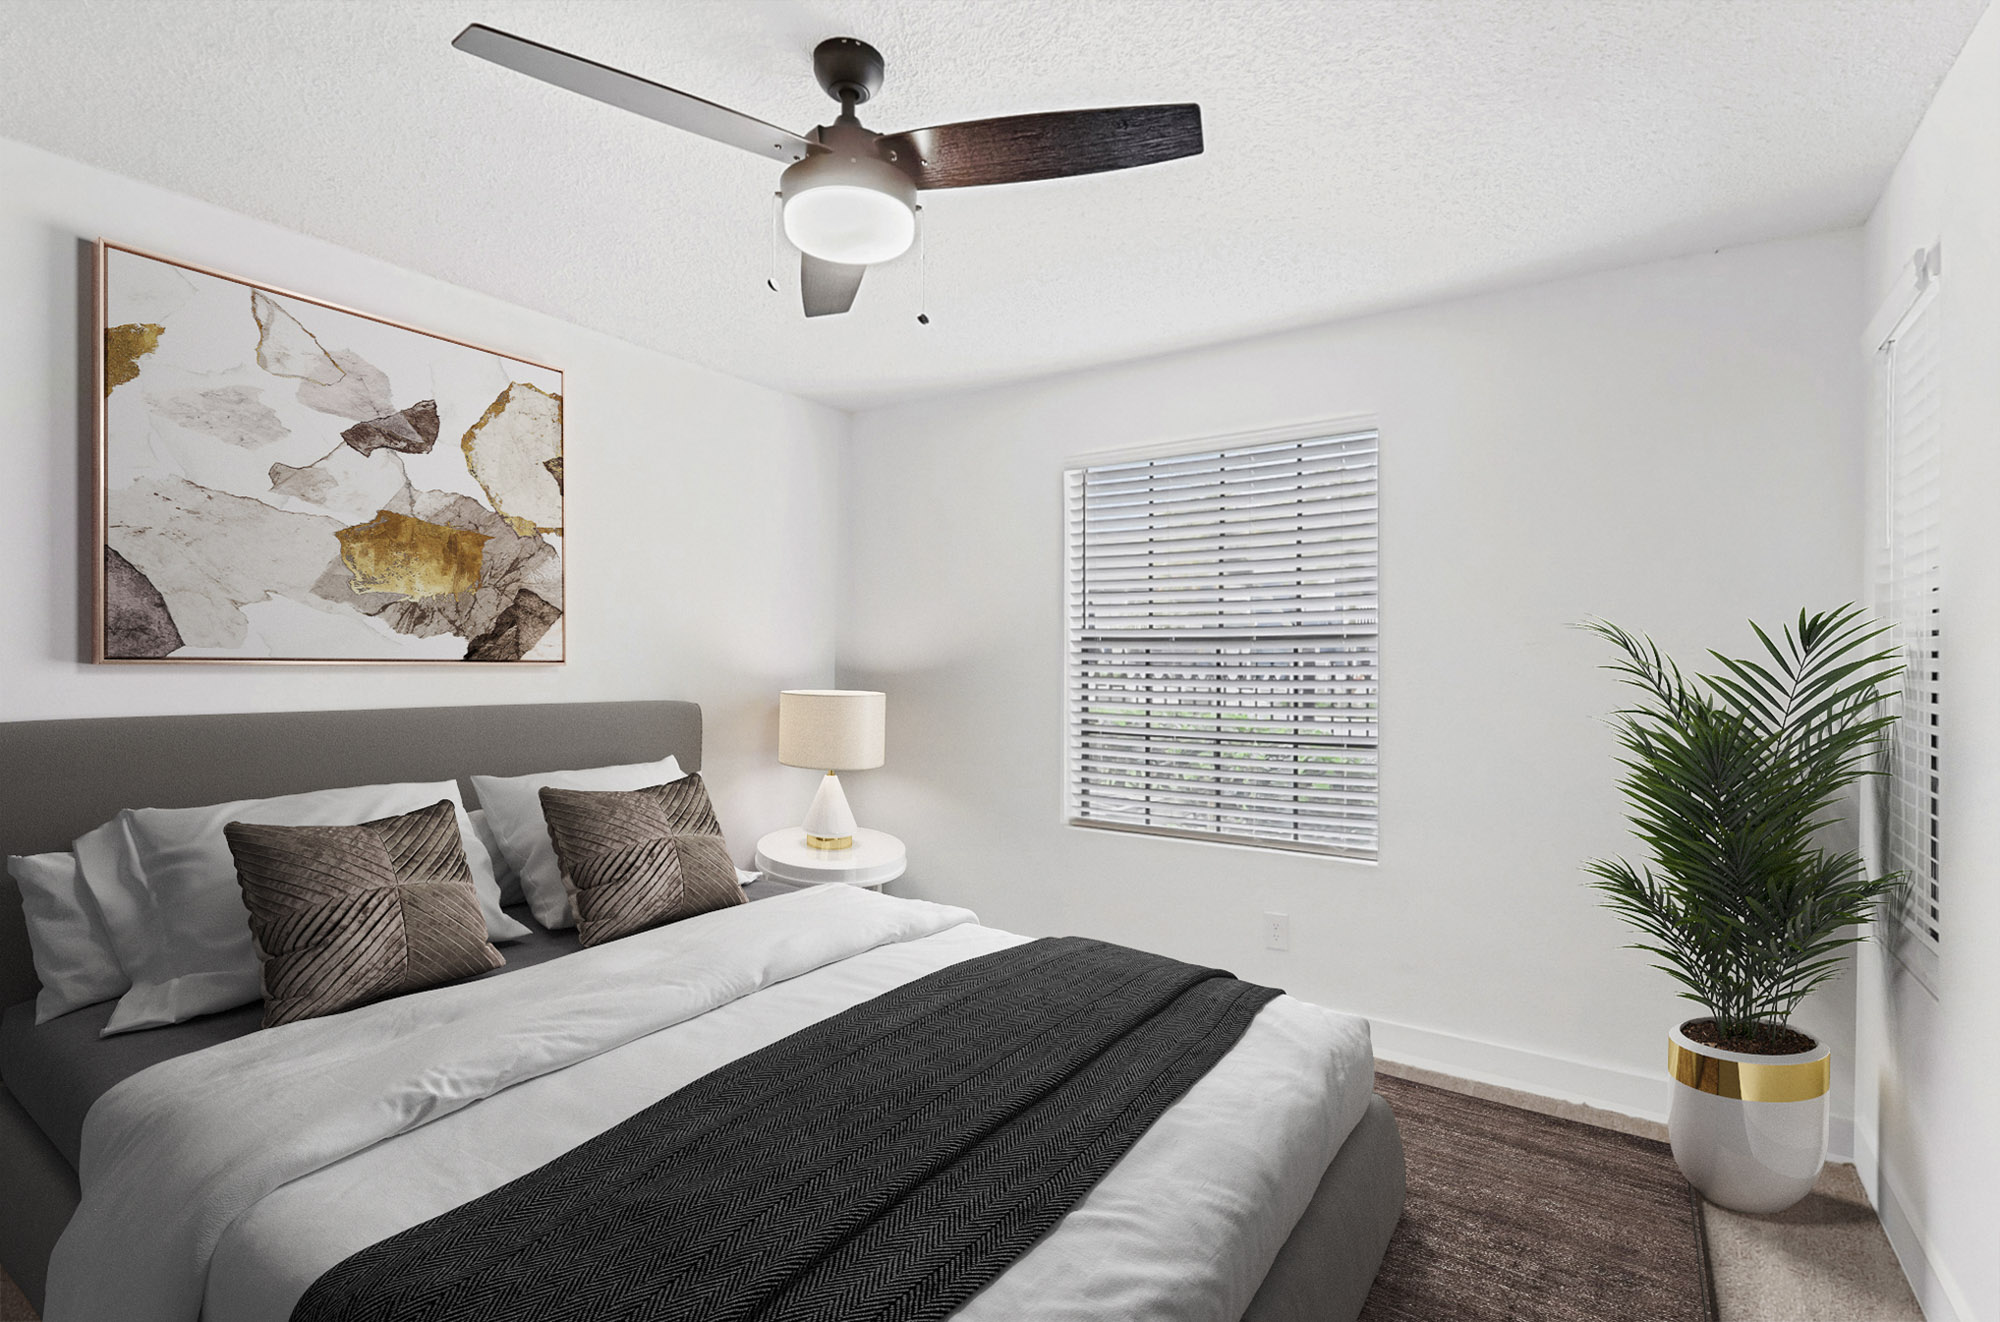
[225,800,503,1027]
[538,774,743,946]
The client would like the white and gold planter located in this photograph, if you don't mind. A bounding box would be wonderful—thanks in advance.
[1667,1021,1829,1214]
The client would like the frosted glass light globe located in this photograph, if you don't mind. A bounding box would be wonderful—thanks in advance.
[783,185,915,265]
[779,144,918,267]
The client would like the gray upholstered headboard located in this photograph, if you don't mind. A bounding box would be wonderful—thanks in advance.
[0,700,702,1010]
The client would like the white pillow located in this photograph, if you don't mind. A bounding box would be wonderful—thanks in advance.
[467,809,522,907]
[74,780,530,1036]
[471,756,685,930]
[10,852,131,1023]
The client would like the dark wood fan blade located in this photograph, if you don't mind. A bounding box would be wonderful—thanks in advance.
[878,104,1201,190]
[453,24,813,164]
[801,254,866,317]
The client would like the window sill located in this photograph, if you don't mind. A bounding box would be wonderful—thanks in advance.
[1065,816,1377,865]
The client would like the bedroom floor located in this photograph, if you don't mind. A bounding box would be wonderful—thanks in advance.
[0,1271,28,1321]
[1379,1062,1923,1321]
[0,1070,1923,1322]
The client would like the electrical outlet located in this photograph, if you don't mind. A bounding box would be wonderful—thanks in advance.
[1263,912,1290,952]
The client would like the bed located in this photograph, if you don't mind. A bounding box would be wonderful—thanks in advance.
[0,700,1404,1321]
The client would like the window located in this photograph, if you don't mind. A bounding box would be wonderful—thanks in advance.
[1879,260,1941,951]
[1063,426,1379,858]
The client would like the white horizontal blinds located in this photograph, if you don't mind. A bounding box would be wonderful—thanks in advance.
[1883,289,1941,947]
[1065,430,1379,857]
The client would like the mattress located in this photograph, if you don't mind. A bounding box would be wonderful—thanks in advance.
[43,887,1379,1322]
[0,904,577,1168]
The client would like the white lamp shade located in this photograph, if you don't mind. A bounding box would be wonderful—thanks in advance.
[779,690,886,770]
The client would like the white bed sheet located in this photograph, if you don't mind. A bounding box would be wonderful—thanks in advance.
[48,887,1375,1322]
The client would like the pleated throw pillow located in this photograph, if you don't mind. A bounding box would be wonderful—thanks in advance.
[470,755,685,930]
[538,775,743,947]
[225,800,504,1028]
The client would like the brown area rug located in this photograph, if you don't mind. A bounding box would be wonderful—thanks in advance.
[1360,1074,1716,1322]
[0,1268,35,1322]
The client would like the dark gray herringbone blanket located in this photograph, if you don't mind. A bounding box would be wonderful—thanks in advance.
[291,935,1281,1322]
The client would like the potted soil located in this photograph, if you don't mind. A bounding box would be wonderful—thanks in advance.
[1583,607,1902,1214]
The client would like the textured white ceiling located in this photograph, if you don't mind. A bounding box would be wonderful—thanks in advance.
[0,0,1986,408]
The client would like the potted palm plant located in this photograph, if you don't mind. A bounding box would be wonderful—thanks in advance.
[1584,605,1902,1213]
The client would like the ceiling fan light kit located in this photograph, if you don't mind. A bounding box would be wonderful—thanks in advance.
[452,25,1203,317]
[780,128,917,267]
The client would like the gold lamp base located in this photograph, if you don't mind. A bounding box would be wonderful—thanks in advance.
[805,832,854,850]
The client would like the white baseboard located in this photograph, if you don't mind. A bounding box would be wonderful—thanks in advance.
[1858,1130,1977,1322]
[1368,1015,1856,1163]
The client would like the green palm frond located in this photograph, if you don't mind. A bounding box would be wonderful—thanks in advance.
[1581,606,1904,1040]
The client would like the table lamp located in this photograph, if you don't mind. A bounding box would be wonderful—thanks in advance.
[778,689,885,850]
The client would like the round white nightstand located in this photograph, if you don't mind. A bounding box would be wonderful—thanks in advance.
[754,826,906,890]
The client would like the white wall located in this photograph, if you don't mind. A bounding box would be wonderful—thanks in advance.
[0,134,847,859]
[839,230,1868,1138]
[1857,7,2000,1320]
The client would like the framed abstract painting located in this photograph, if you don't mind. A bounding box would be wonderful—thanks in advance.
[95,240,565,663]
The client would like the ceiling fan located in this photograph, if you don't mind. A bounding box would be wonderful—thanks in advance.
[452,25,1203,317]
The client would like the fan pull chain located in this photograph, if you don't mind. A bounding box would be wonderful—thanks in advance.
[915,204,930,325]
[767,192,782,293]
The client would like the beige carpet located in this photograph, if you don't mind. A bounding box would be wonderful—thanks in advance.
[1706,1163,1922,1321]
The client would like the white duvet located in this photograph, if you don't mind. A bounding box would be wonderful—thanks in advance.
[44,887,1375,1322]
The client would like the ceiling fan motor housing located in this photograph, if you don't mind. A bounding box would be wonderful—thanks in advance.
[814,37,885,105]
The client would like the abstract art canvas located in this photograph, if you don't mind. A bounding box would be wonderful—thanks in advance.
[96,241,564,663]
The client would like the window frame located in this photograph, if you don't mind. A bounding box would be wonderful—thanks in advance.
[1060,416,1382,863]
